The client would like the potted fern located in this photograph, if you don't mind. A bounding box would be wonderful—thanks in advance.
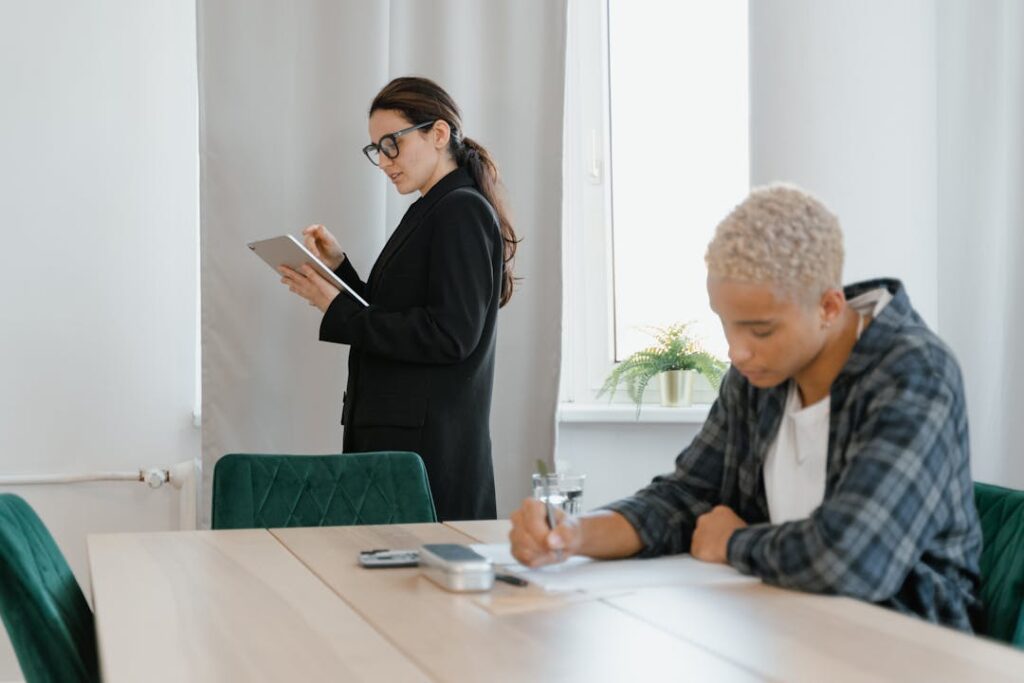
[598,323,728,415]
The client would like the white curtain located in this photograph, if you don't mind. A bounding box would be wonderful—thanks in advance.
[197,0,566,525]
[936,0,1024,488]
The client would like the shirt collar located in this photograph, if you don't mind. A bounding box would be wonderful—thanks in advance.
[836,278,913,379]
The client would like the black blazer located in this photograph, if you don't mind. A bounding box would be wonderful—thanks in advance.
[319,167,502,520]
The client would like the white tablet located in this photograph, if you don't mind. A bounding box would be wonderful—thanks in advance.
[247,235,369,307]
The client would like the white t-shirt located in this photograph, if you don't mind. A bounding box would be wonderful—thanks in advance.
[763,287,893,524]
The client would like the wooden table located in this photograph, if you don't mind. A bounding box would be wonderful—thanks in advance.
[89,521,1024,683]
[88,529,428,682]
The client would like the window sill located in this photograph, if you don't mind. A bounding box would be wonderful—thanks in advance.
[557,402,711,424]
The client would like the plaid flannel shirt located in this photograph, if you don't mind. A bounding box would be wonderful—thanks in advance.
[604,279,982,631]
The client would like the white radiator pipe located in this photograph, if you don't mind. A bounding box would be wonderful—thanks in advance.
[169,459,199,530]
[0,470,161,486]
[0,460,199,529]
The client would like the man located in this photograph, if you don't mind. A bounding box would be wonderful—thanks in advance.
[510,185,982,631]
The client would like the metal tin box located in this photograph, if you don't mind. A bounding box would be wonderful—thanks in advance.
[419,543,495,592]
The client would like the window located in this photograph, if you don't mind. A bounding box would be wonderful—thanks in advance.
[608,0,748,361]
[562,0,749,406]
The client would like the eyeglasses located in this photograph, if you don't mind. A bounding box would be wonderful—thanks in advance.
[362,121,435,166]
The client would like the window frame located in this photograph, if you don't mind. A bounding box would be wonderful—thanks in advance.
[560,0,618,406]
[560,0,736,412]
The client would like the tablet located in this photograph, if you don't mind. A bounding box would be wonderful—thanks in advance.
[248,235,369,307]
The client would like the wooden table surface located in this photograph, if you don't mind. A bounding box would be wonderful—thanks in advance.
[89,520,1024,683]
[443,518,512,544]
[87,529,427,682]
[270,522,757,683]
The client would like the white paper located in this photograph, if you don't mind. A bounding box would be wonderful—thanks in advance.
[471,543,759,593]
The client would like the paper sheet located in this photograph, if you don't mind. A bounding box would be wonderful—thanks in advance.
[470,543,759,593]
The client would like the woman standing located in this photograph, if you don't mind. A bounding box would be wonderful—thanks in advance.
[279,77,517,521]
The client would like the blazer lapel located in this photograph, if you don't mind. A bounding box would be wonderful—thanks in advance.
[368,168,476,290]
[368,207,420,289]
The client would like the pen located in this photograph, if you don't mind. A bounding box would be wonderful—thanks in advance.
[494,573,529,587]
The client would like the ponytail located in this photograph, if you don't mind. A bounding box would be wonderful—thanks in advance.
[454,137,519,307]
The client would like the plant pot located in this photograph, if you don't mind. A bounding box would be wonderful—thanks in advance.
[658,370,694,407]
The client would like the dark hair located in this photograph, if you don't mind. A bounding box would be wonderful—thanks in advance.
[370,76,519,307]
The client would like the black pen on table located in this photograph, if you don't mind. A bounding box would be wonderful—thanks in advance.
[494,573,528,587]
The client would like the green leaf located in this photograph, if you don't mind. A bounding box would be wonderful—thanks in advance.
[598,322,729,412]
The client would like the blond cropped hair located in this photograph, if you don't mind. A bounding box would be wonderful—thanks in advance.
[705,184,844,300]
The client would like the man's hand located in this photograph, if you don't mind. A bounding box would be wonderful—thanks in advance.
[278,264,340,313]
[691,505,747,564]
[509,499,582,568]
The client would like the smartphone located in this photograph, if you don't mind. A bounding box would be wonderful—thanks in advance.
[418,543,494,592]
[358,549,420,568]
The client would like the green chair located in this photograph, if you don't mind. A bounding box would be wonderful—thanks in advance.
[974,482,1024,648]
[211,451,437,529]
[0,494,99,683]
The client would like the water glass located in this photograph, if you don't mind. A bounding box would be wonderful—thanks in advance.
[532,473,586,515]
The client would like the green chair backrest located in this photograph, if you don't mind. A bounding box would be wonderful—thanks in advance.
[211,451,438,529]
[0,494,99,683]
[974,482,1024,647]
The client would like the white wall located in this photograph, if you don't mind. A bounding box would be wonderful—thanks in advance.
[558,421,701,511]
[0,1,199,678]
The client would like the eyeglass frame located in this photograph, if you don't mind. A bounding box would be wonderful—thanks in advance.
[362,120,436,166]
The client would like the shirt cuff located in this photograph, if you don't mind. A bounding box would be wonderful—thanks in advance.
[726,523,771,575]
[319,291,363,343]
[334,255,357,280]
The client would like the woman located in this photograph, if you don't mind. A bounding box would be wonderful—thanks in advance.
[279,77,517,521]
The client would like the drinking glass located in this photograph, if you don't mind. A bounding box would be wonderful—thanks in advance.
[531,473,586,515]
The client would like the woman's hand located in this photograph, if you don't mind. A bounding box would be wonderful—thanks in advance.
[278,264,340,313]
[302,224,345,270]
